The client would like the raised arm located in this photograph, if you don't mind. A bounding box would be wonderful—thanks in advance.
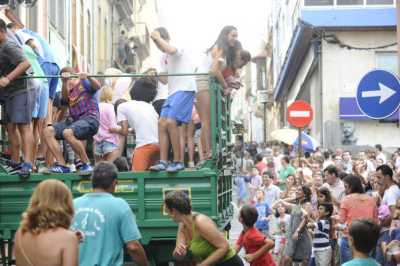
[151,30,177,55]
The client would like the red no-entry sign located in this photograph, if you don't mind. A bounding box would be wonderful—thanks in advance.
[287,100,313,128]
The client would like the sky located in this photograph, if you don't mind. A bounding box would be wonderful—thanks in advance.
[157,0,269,63]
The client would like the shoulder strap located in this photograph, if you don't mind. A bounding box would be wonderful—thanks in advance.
[17,230,34,266]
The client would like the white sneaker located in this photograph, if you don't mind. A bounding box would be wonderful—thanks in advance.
[188,161,195,168]
[68,164,76,173]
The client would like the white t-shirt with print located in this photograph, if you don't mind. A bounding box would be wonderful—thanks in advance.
[159,42,197,96]
[117,100,159,148]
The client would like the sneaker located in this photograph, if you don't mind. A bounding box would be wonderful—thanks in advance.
[166,162,185,173]
[188,161,195,168]
[19,162,33,180]
[77,163,93,176]
[75,160,84,169]
[38,166,50,174]
[149,160,168,172]
[49,163,71,174]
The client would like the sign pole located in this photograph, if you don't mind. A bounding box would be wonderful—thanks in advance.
[298,128,302,168]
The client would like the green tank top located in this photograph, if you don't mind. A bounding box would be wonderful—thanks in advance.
[188,214,236,263]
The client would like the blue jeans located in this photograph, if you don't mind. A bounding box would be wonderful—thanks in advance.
[340,237,353,264]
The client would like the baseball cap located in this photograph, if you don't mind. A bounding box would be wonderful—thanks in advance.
[378,204,391,220]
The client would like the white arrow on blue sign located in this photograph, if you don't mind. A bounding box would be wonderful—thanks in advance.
[356,69,400,119]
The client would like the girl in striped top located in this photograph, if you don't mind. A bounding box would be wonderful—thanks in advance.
[309,202,334,266]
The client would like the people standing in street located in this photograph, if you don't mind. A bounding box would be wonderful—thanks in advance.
[342,219,380,266]
[278,185,313,266]
[165,190,244,266]
[376,164,400,216]
[72,162,149,266]
[338,174,378,264]
[0,19,35,178]
[149,27,197,173]
[277,156,295,190]
[322,165,345,209]
[236,205,276,266]
[14,179,78,266]
[262,170,282,207]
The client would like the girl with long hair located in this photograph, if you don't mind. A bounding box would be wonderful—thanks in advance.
[196,25,238,161]
[14,179,78,266]
[277,185,313,266]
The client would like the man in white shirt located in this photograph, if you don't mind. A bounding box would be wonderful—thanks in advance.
[262,170,281,207]
[376,164,400,215]
[322,165,345,208]
[149,27,196,173]
[114,79,160,171]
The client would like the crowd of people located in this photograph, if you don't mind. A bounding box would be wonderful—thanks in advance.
[0,9,251,178]
[231,142,400,265]
[3,7,400,266]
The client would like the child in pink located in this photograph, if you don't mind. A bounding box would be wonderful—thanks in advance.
[93,86,120,162]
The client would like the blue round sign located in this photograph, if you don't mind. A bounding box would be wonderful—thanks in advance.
[356,69,400,119]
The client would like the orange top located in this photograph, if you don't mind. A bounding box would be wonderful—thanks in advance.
[339,193,378,236]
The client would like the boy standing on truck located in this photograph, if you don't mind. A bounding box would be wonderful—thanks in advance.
[149,27,197,173]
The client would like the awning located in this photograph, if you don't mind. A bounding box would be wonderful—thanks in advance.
[339,97,399,121]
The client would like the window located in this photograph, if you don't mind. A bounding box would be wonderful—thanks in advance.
[376,52,397,74]
[366,0,393,4]
[337,0,363,5]
[304,0,333,6]
[49,0,65,37]
[304,0,393,6]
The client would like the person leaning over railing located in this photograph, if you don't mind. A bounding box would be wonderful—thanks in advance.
[0,19,35,179]
[14,179,79,266]
[164,190,244,266]
[43,67,101,175]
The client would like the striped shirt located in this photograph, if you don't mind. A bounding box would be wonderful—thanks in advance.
[313,219,331,250]
[68,79,99,121]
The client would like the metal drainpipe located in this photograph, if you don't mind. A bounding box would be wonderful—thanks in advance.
[318,35,324,148]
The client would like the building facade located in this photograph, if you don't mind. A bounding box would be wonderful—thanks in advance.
[268,0,398,149]
[0,0,158,73]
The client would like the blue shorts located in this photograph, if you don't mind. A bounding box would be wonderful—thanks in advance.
[41,62,60,99]
[32,82,49,119]
[160,91,195,125]
[94,140,118,156]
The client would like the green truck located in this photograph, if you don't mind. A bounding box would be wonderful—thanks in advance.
[0,80,234,266]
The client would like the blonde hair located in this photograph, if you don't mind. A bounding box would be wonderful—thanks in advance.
[99,86,114,103]
[20,179,74,235]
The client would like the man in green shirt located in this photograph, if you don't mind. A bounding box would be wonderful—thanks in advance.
[278,156,295,190]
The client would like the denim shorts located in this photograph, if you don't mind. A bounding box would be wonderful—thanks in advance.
[160,91,195,125]
[32,82,49,119]
[53,116,99,140]
[94,140,118,156]
[4,88,36,124]
[41,62,60,100]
